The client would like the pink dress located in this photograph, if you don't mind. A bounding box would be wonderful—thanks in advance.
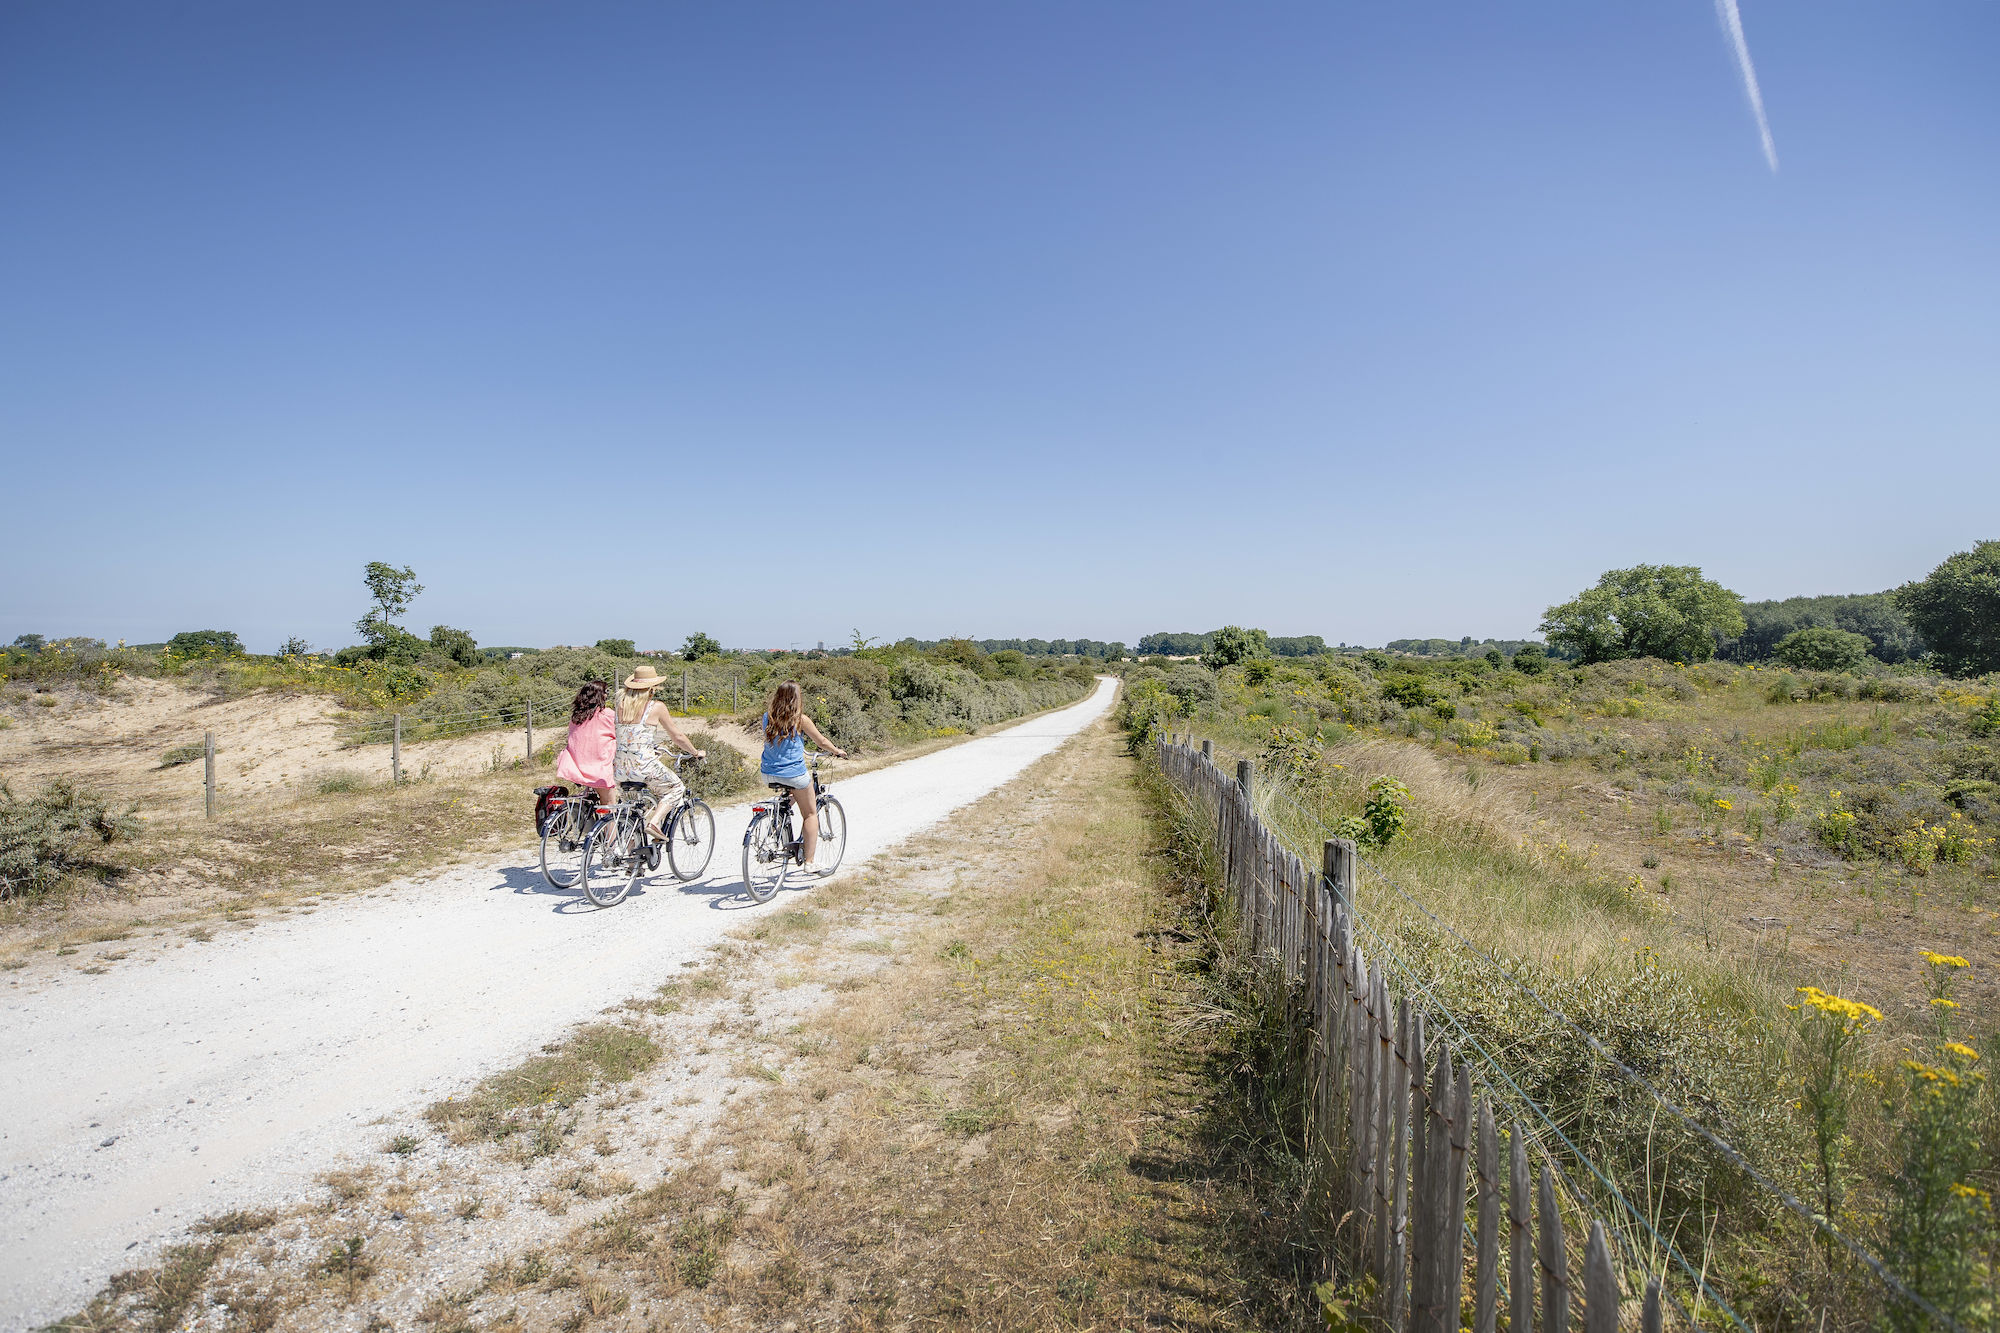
[555,707,616,788]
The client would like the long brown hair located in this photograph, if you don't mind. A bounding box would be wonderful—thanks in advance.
[764,681,802,744]
[570,680,608,726]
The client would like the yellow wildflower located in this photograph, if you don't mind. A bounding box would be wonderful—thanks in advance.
[1795,987,1883,1025]
[1922,952,1971,969]
[1943,1042,1981,1061]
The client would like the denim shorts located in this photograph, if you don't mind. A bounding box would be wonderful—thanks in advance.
[761,771,812,790]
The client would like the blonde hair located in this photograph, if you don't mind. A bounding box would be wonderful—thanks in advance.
[616,683,656,723]
[765,681,802,745]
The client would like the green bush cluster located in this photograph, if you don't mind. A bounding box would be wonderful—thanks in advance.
[0,779,138,900]
[682,731,753,802]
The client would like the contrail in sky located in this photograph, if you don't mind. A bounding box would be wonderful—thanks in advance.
[1714,0,1779,171]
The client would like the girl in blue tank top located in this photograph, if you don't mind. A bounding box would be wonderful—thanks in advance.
[760,681,847,868]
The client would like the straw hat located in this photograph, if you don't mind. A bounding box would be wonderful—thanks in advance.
[623,665,668,692]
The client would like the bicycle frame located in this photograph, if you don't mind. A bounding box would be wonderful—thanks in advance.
[750,756,830,859]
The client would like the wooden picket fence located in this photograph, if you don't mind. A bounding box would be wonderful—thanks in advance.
[1156,735,1668,1333]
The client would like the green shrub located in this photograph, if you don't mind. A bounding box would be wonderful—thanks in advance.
[428,625,480,667]
[0,779,138,899]
[159,743,205,769]
[1773,626,1872,673]
[684,732,753,802]
[1381,675,1435,708]
[1161,664,1218,713]
[167,629,242,658]
[1360,777,1409,846]
[595,638,636,657]
[315,770,368,795]
[1764,672,1803,704]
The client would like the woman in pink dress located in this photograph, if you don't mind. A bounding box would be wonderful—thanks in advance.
[554,680,615,805]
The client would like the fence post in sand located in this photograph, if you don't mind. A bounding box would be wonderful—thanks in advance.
[681,668,688,712]
[733,675,738,713]
[525,699,533,763]
[1201,738,1212,760]
[203,732,215,818]
[1237,758,1254,803]
[392,714,402,785]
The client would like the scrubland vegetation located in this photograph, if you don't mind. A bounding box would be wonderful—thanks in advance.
[1,572,1096,913]
[1121,621,2000,1327]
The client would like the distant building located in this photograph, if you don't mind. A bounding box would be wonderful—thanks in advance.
[817,641,825,651]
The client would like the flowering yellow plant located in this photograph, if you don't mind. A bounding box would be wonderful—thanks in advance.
[1793,987,1882,1027]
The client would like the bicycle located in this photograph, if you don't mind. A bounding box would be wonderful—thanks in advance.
[741,754,846,904]
[536,785,602,891]
[580,755,716,908]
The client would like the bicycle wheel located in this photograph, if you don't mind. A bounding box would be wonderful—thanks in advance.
[811,795,846,876]
[539,803,583,890]
[667,798,716,882]
[741,809,788,904]
[582,809,639,907]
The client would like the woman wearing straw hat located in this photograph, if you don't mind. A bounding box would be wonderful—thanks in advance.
[614,664,705,837]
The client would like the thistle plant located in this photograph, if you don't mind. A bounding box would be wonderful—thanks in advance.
[1789,987,1881,1237]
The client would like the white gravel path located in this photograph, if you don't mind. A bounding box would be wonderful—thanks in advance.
[0,677,1118,1326]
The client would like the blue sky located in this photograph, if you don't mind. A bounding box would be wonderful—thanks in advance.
[2,2,1994,653]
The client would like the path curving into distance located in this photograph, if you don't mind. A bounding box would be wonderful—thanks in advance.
[0,677,1119,1325]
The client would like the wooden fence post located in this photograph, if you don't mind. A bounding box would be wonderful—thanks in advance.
[1584,1221,1619,1333]
[681,668,688,712]
[733,675,738,713]
[1237,758,1254,802]
[392,714,402,784]
[1511,1126,1533,1333]
[1323,837,1356,915]
[1413,1043,1457,1333]
[1447,1066,1473,1324]
[525,699,533,762]
[1355,958,1381,1260]
[1642,1277,1662,1333]
[1371,970,1394,1281]
[1384,998,1412,1322]
[1474,1098,1500,1333]
[203,731,215,818]
[1201,738,1212,760]
[1538,1164,1570,1333]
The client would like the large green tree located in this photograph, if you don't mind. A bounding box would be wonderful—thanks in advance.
[1200,625,1269,670]
[1540,565,1745,664]
[1895,541,2000,677]
[356,562,423,644]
